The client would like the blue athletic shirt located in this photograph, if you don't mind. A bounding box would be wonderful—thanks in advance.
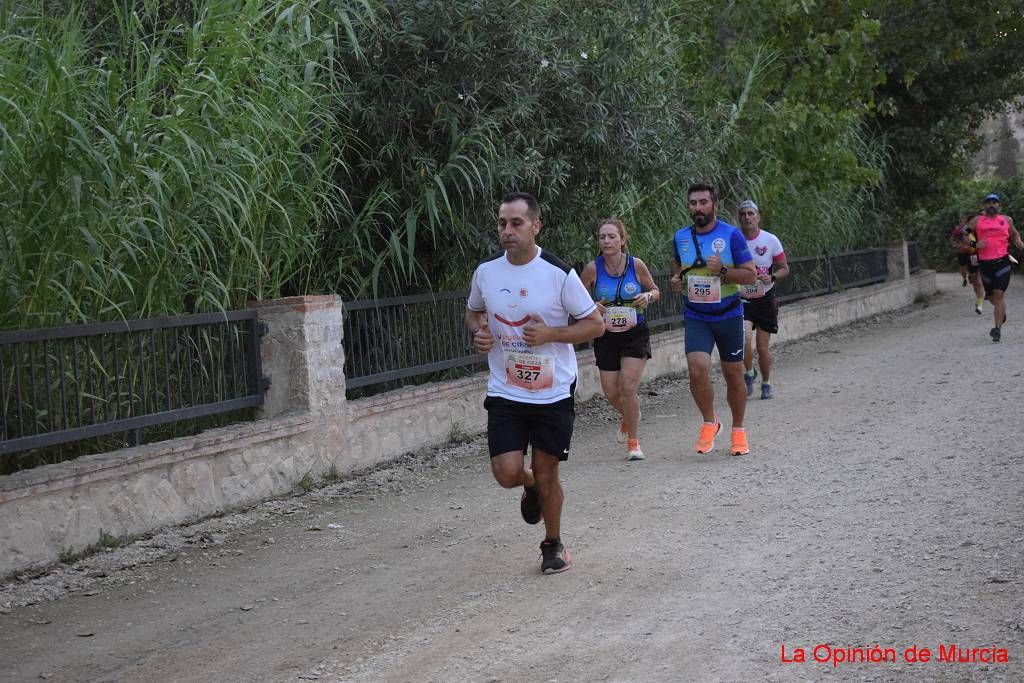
[594,254,646,325]
[671,219,752,322]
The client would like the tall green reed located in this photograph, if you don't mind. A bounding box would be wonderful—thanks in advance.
[0,0,368,329]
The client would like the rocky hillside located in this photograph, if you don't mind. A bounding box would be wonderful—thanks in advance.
[975,103,1024,177]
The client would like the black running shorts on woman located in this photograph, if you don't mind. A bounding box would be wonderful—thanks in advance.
[593,324,652,372]
[484,395,575,460]
[743,288,779,334]
[957,252,980,273]
[979,256,1012,296]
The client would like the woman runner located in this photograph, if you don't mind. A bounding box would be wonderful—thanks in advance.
[580,218,660,460]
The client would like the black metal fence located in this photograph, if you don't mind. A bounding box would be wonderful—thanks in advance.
[0,311,266,465]
[776,248,890,303]
[343,292,483,394]
[344,248,890,397]
[0,247,896,464]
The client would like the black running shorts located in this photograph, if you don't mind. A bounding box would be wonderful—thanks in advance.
[593,324,652,372]
[979,257,1012,296]
[484,394,575,460]
[743,289,779,334]
[957,252,980,273]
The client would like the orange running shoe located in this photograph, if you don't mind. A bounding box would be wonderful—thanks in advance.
[626,438,645,461]
[694,418,721,453]
[730,427,750,456]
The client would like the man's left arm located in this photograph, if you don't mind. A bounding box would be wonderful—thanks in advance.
[1009,217,1024,250]
[521,271,604,346]
[770,237,790,281]
[525,309,604,346]
[725,260,757,285]
[724,230,756,285]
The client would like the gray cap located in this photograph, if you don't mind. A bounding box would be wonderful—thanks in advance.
[738,199,759,212]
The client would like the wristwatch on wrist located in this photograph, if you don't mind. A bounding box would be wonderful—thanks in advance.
[719,266,728,278]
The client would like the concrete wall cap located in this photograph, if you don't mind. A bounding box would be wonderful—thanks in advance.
[248,295,342,313]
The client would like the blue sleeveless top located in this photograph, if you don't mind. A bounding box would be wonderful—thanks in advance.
[594,254,645,324]
[670,219,751,322]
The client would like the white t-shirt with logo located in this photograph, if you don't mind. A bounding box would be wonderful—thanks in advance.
[742,228,785,299]
[467,247,597,404]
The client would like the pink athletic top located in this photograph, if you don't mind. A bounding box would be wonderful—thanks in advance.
[975,214,1011,260]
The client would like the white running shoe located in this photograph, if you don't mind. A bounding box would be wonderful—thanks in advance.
[616,416,628,443]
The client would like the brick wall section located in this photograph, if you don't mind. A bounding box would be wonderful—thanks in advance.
[0,270,936,578]
[249,295,347,418]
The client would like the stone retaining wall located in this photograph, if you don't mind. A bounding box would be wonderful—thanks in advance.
[0,253,936,578]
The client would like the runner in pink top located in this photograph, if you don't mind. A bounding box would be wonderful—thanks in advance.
[975,214,1011,261]
[968,193,1024,342]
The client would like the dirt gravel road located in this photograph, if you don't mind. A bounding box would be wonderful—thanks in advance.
[2,273,1023,682]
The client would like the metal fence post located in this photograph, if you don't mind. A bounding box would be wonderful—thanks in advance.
[824,250,835,294]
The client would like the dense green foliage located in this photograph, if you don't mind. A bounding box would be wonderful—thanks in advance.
[3,0,1024,329]
[910,171,1024,271]
[870,1,1024,217]
[324,0,708,294]
[1,0,366,327]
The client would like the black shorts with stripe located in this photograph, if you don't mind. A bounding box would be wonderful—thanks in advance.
[979,257,1012,296]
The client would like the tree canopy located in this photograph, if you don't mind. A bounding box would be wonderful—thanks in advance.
[869,1,1024,216]
[3,0,1024,329]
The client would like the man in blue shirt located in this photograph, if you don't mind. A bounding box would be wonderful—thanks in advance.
[669,182,757,455]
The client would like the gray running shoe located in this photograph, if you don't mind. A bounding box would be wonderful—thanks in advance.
[744,369,757,397]
[761,383,774,400]
[520,485,542,525]
[540,538,572,574]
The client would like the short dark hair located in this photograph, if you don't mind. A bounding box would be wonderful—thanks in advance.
[687,181,718,202]
[501,191,540,218]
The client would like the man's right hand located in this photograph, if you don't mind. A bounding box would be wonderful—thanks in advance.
[473,320,494,353]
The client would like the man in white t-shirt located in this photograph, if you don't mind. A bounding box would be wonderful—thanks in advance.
[465,192,604,574]
[737,200,789,399]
